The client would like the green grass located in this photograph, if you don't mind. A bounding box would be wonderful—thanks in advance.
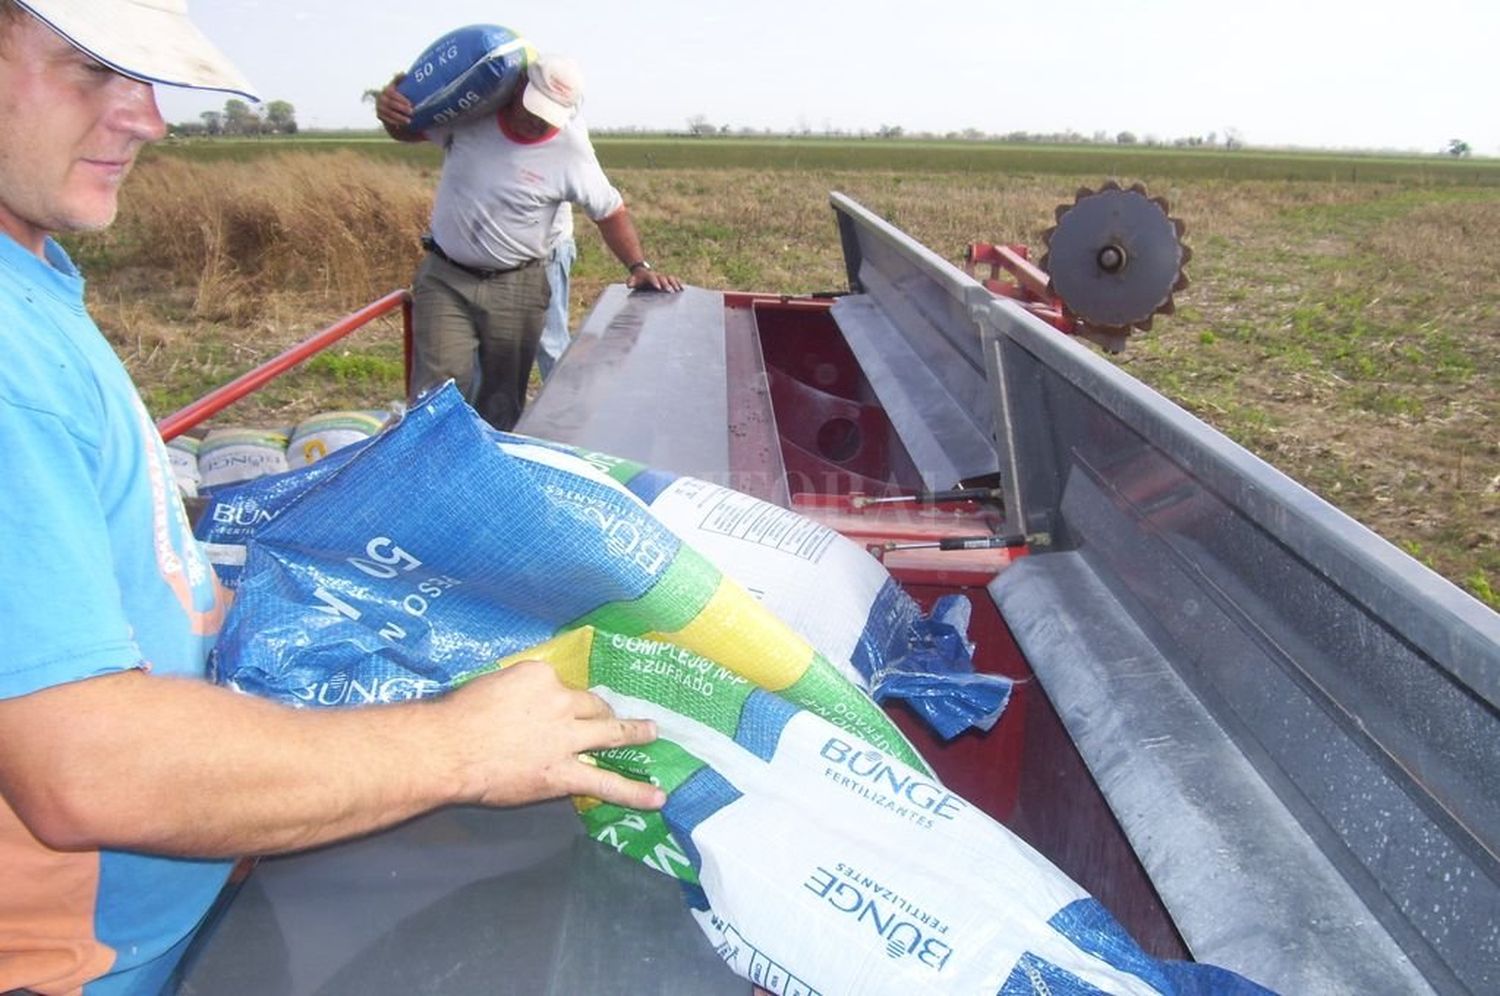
[148,133,1500,186]
[304,351,405,386]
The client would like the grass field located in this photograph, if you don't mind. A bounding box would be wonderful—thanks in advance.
[74,137,1499,607]
[161,131,1500,186]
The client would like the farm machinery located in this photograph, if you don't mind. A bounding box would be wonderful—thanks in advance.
[963,181,1191,353]
[169,189,1497,996]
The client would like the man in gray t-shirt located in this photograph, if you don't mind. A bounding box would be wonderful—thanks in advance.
[377,54,682,429]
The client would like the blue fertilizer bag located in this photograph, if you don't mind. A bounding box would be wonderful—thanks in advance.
[397,24,533,132]
[194,438,371,589]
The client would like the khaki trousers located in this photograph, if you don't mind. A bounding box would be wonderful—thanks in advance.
[409,251,550,431]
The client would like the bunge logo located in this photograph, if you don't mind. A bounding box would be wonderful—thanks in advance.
[210,499,272,528]
[819,737,965,822]
[292,673,442,705]
[803,865,953,971]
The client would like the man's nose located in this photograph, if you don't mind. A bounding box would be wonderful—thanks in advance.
[112,77,168,142]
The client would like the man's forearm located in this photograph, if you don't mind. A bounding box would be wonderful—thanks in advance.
[594,206,649,270]
[0,671,452,857]
[0,661,661,858]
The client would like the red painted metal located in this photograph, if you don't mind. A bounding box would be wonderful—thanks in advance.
[792,492,1024,587]
[156,289,413,441]
[721,291,834,314]
[964,242,1075,334]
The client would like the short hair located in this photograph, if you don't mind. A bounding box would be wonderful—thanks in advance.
[0,2,18,51]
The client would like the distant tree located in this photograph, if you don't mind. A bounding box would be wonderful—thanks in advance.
[199,110,222,135]
[222,98,261,135]
[1223,127,1245,150]
[1447,138,1472,157]
[686,114,715,137]
[265,100,298,134]
[1116,130,1137,145]
[876,124,904,139]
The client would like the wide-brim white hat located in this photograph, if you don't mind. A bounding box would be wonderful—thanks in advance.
[16,0,259,100]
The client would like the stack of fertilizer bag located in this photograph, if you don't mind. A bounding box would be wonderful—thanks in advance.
[203,385,1273,995]
[165,410,391,499]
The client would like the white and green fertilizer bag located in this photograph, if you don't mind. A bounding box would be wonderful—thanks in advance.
[284,409,387,470]
[209,385,1274,995]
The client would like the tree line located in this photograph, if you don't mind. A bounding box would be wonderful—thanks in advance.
[169,99,298,137]
[672,116,1248,148]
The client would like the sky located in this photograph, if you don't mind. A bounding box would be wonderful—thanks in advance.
[158,0,1498,155]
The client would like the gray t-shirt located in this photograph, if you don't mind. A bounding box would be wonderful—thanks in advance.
[428,113,619,269]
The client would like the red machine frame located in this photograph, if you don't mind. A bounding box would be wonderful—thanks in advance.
[962,242,1076,334]
[156,289,413,442]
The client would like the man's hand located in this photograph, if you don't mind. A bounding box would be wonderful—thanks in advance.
[627,266,684,293]
[375,73,417,139]
[439,659,665,811]
[594,208,684,293]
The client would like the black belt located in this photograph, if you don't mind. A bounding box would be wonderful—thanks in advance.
[421,236,536,279]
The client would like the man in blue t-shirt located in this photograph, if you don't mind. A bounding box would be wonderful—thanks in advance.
[0,4,664,993]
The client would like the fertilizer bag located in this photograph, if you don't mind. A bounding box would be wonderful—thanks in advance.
[215,385,926,866]
[203,384,1007,736]
[285,410,387,470]
[193,437,373,589]
[165,434,201,497]
[196,426,289,489]
[493,434,1010,738]
[397,24,532,132]
[473,629,1277,996]
[212,397,1273,994]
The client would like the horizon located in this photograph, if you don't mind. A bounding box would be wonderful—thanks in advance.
[157,120,1493,161]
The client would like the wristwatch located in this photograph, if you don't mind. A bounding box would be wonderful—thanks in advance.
[627,260,652,274]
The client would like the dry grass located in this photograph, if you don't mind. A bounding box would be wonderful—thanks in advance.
[66,153,1499,605]
[69,152,432,415]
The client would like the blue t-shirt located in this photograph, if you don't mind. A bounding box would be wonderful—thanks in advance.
[0,233,231,995]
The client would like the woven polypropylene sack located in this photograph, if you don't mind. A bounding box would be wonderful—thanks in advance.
[491,434,1011,738]
[210,386,1276,995]
[472,629,1276,996]
[197,427,289,489]
[285,410,387,470]
[397,24,532,132]
[213,385,925,865]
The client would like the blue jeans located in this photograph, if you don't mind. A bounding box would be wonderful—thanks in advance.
[536,237,576,381]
